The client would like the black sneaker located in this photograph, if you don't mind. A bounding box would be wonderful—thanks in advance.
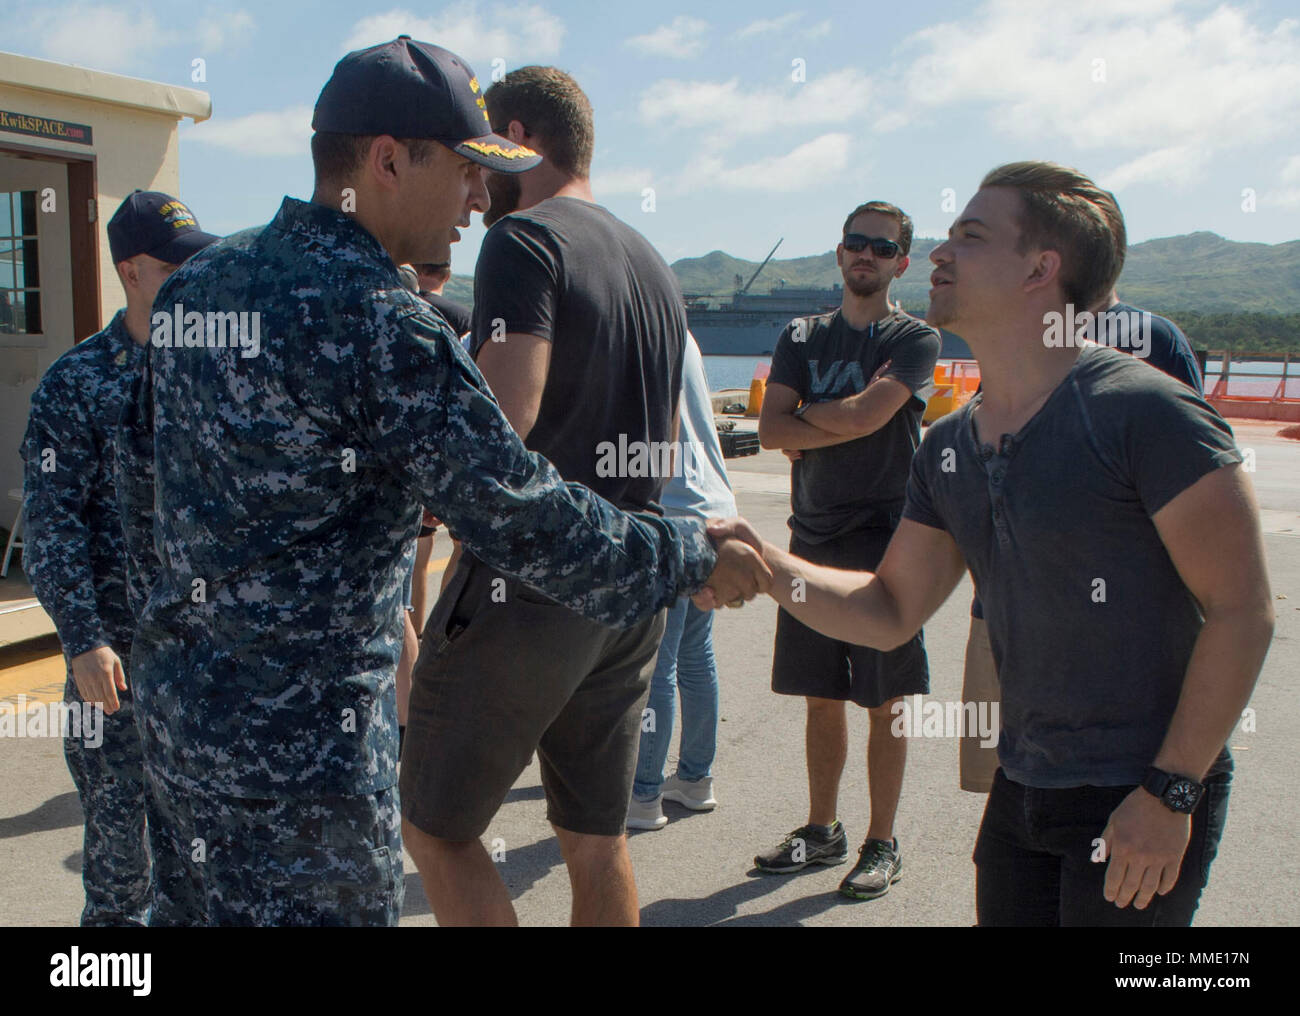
[754,822,849,873]
[838,837,902,899]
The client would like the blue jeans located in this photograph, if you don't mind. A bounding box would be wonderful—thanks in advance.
[632,598,719,800]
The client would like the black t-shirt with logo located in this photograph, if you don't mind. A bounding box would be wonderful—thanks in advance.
[470,197,685,510]
[769,309,940,543]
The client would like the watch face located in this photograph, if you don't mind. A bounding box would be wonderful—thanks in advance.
[1167,779,1202,812]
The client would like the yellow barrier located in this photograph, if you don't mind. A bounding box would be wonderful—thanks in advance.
[924,361,980,424]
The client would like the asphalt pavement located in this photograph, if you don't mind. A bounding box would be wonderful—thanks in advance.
[2,420,1297,926]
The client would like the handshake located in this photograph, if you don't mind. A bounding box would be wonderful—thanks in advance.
[692,518,773,611]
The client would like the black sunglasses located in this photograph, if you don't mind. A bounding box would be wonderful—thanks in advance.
[843,234,902,258]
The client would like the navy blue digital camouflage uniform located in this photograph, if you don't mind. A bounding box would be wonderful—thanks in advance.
[115,197,717,926]
[21,309,150,927]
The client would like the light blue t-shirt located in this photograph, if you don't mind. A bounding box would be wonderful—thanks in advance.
[660,333,738,521]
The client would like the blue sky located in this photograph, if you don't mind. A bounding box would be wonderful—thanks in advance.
[6,0,1299,275]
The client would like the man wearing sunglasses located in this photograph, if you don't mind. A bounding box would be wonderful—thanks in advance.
[756,202,940,898]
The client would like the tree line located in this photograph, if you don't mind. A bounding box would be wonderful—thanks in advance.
[1165,312,1300,355]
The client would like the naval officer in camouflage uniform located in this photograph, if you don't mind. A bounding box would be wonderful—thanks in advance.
[21,191,217,926]
[114,37,770,927]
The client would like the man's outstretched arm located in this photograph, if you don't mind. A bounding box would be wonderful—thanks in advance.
[360,305,770,630]
[706,516,967,648]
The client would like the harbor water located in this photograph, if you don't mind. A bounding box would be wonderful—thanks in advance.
[704,354,1293,398]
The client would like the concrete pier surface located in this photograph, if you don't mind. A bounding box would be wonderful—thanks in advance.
[1,419,1296,926]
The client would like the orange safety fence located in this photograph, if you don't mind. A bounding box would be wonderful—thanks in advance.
[1203,351,1300,423]
[924,359,980,424]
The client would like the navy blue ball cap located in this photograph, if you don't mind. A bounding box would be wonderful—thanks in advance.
[107,190,219,265]
[311,36,541,173]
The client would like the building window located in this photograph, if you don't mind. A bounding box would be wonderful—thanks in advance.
[0,191,41,335]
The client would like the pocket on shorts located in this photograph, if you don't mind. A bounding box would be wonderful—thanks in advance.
[423,557,478,653]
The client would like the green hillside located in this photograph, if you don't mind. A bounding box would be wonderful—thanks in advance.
[442,231,1300,350]
[671,233,1300,316]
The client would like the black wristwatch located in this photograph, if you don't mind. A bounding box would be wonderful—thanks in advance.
[1142,766,1205,814]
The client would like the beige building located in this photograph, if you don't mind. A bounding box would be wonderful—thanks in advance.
[0,51,209,643]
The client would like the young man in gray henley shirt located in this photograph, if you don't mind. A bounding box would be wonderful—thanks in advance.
[709,161,1274,926]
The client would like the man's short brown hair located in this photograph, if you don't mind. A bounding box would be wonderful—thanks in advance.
[311,132,438,187]
[979,161,1125,310]
[483,66,593,178]
[413,263,451,285]
[842,201,913,256]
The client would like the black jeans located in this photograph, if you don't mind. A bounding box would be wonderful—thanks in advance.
[973,768,1231,926]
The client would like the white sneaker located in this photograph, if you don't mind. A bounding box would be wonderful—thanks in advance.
[662,774,717,811]
[626,794,667,830]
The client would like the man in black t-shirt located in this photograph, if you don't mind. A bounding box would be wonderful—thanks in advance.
[404,66,689,927]
[1093,288,1202,391]
[413,262,472,339]
[756,202,940,899]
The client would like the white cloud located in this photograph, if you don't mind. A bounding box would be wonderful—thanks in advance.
[1100,145,1212,191]
[894,0,1300,160]
[185,104,313,158]
[639,68,873,138]
[610,133,850,197]
[736,13,801,39]
[20,4,256,71]
[344,3,564,66]
[803,19,831,39]
[197,9,256,53]
[1262,156,1300,208]
[625,16,709,59]
[680,133,852,193]
[592,167,655,196]
[23,4,171,71]
[874,110,908,132]
[1262,188,1300,209]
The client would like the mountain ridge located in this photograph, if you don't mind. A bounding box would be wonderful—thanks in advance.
[670,232,1300,316]
[443,231,1300,317]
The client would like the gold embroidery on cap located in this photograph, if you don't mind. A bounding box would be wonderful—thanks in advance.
[462,140,538,159]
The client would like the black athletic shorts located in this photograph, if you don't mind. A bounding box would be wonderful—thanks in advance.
[400,554,666,839]
[772,527,929,708]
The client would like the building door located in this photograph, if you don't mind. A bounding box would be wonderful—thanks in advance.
[0,153,74,508]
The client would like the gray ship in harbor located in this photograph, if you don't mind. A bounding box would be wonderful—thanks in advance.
[683,239,973,359]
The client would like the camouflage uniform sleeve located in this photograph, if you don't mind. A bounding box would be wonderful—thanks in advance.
[357,305,718,630]
[20,371,112,659]
[113,356,159,623]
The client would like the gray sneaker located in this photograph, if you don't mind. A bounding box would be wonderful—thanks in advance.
[838,837,902,899]
[662,774,716,811]
[626,794,667,830]
[754,821,849,873]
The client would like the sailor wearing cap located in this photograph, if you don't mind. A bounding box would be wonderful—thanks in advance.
[21,190,218,926]
[114,37,761,926]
